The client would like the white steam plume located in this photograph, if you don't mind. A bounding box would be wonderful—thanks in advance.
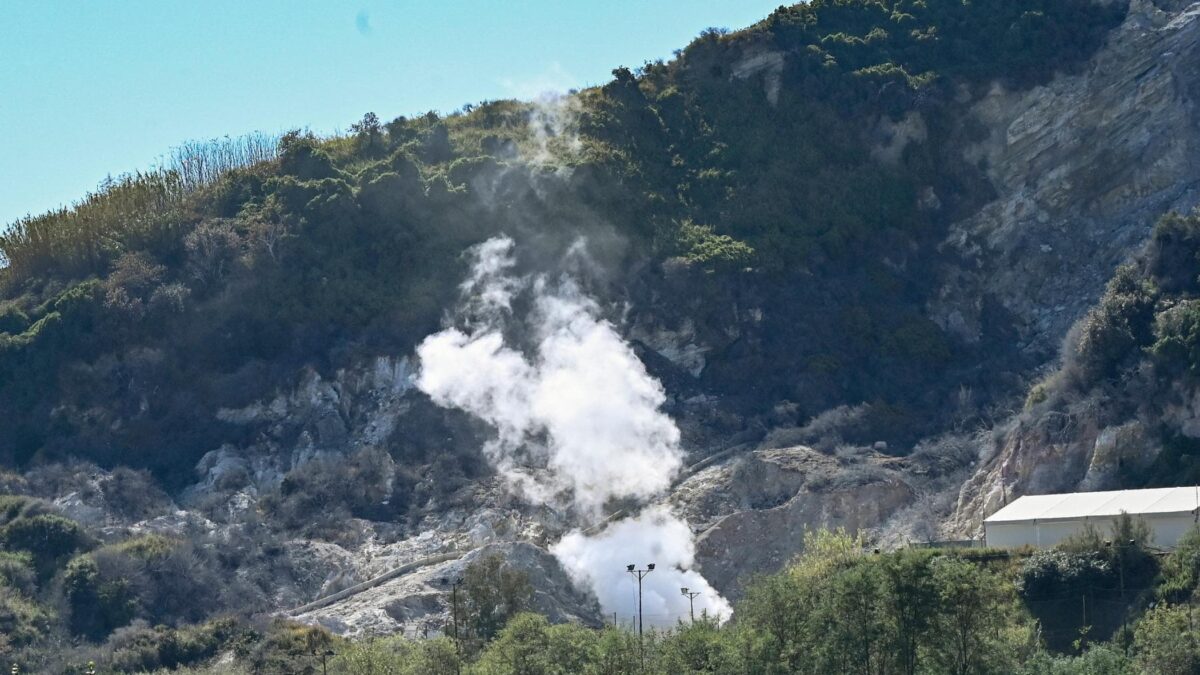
[553,506,733,627]
[417,236,682,514]
[415,236,729,626]
[498,62,583,167]
[526,92,582,167]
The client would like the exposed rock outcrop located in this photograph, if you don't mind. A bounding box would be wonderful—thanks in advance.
[292,542,603,638]
[931,0,1200,352]
[675,446,915,599]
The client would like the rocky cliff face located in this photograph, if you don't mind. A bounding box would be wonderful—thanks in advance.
[940,1,1200,535]
[932,0,1200,356]
[949,0,1200,535]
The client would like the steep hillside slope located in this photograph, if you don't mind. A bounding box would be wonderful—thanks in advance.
[9,0,1200,665]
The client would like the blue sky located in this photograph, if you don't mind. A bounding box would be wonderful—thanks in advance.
[0,1,784,226]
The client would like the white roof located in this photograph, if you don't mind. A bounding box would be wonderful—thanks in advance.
[985,486,1200,524]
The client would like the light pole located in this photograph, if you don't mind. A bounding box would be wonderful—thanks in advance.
[311,648,335,675]
[680,587,701,623]
[440,576,465,675]
[627,563,655,672]
[1107,539,1137,655]
[440,576,465,649]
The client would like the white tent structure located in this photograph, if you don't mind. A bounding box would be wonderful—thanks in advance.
[984,486,1200,549]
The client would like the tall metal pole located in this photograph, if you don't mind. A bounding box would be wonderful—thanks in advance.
[681,587,701,623]
[627,564,655,672]
[441,575,464,674]
[312,649,334,675]
[452,582,460,644]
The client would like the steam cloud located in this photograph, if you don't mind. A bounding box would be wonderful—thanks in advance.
[416,236,730,626]
[527,92,582,167]
[552,506,733,626]
[416,236,682,514]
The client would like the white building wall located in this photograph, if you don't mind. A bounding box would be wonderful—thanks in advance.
[983,522,1037,548]
[985,514,1200,549]
[1147,513,1198,548]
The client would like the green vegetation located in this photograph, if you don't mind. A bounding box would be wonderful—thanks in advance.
[0,503,91,581]
[1043,209,1200,390]
[303,526,1197,675]
[1022,208,1200,487]
[460,554,535,645]
[5,516,1200,673]
[15,526,1196,674]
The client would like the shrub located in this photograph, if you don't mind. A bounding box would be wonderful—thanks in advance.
[0,305,29,334]
[1018,644,1135,675]
[278,131,339,181]
[1147,209,1200,294]
[0,512,90,580]
[652,617,738,674]
[63,554,138,639]
[675,220,755,271]
[1158,525,1200,603]
[102,251,166,318]
[99,617,245,673]
[1019,549,1112,598]
[0,550,36,595]
[0,495,51,525]
[243,619,339,675]
[98,468,172,522]
[0,585,53,650]
[184,219,244,288]
[472,613,598,675]
[1070,265,1157,386]
[1134,604,1200,675]
[1151,299,1200,376]
[262,447,401,536]
[461,554,534,643]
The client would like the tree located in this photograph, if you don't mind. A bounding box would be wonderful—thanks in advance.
[462,554,533,643]
[351,112,385,157]
[654,615,739,674]
[1159,525,1200,602]
[472,613,597,675]
[1134,604,1200,675]
[0,513,90,581]
[62,554,137,639]
[929,556,1021,675]
[818,561,886,674]
[880,550,938,675]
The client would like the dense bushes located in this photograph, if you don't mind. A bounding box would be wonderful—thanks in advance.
[0,172,188,282]
[9,525,1200,673]
[1071,266,1158,385]
[63,553,138,639]
[1164,531,1200,600]
[1025,208,1200,413]
[461,554,534,644]
[94,535,227,628]
[1151,299,1200,376]
[0,509,91,580]
[1133,604,1200,674]
[262,447,404,536]
[212,528,1199,674]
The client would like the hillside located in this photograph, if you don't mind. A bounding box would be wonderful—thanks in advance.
[7,0,1200,671]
